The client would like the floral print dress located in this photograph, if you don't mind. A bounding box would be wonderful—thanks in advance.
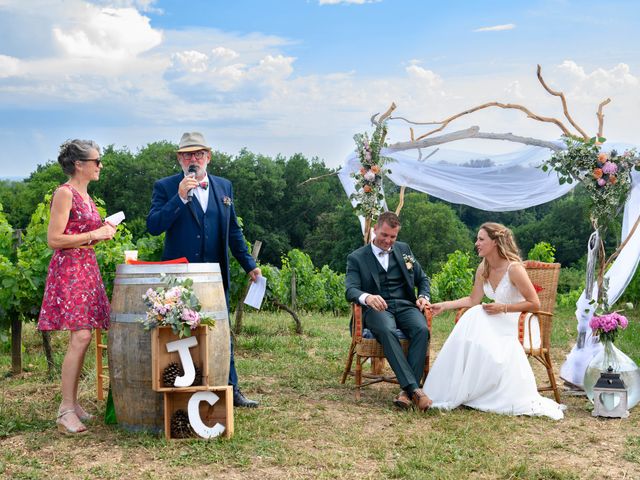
[38,184,110,331]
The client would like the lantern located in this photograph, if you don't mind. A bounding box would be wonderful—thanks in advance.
[592,367,629,418]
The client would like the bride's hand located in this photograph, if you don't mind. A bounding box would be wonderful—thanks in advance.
[482,302,506,315]
[429,303,445,316]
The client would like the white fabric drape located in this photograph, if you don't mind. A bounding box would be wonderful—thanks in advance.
[339,141,640,387]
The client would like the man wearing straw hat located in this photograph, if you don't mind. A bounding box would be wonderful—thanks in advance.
[147,131,261,408]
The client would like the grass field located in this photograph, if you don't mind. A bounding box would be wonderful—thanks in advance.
[1,307,640,479]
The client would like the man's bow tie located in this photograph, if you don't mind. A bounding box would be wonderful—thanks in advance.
[378,249,392,256]
[199,182,208,190]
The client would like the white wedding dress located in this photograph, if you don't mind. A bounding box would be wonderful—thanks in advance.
[423,265,565,420]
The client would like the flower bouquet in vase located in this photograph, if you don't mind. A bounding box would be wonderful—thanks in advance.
[583,309,640,408]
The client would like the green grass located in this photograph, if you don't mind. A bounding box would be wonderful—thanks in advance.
[0,309,640,479]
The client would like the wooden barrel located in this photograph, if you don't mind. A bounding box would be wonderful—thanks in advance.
[108,263,230,432]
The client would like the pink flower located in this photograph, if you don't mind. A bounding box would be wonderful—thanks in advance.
[597,178,607,187]
[181,308,201,328]
[601,162,618,175]
[364,170,376,182]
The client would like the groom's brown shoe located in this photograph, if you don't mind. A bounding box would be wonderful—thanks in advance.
[411,390,433,412]
[393,390,412,410]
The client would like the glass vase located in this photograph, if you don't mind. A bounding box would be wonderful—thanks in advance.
[583,339,640,409]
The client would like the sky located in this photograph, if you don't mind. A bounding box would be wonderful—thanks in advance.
[0,0,639,178]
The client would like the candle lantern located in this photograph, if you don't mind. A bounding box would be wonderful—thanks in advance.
[592,367,629,418]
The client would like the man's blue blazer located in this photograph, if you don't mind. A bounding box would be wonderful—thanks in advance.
[147,172,256,292]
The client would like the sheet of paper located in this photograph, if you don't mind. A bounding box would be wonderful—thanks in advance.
[244,275,266,309]
[105,211,125,226]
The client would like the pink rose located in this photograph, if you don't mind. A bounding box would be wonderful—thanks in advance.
[597,178,607,187]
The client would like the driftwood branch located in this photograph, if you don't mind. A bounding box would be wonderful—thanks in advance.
[412,102,573,141]
[597,98,612,139]
[395,186,406,216]
[536,64,589,140]
[298,170,340,187]
[371,102,397,126]
[387,127,563,152]
[386,65,606,147]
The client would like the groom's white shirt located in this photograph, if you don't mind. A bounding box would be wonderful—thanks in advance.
[358,243,392,305]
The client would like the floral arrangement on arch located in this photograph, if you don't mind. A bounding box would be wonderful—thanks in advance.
[350,122,393,222]
[140,275,215,337]
[542,136,640,225]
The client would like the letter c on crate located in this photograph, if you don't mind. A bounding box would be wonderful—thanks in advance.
[188,391,226,439]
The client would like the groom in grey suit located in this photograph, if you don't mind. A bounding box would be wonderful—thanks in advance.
[345,211,432,411]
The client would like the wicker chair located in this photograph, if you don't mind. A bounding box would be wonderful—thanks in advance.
[340,304,432,400]
[454,260,561,402]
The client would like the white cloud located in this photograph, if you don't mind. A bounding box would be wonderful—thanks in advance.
[53,6,162,60]
[94,0,161,12]
[318,0,380,4]
[504,80,524,99]
[172,50,210,73]
[0,55,21,78]
[248,54,295,83]
[557,60,639,90]
[473,24,516,32]
[405,65,443,88]
[211,46,239,63]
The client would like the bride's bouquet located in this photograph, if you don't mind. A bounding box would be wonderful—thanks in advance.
[140,275,215,338]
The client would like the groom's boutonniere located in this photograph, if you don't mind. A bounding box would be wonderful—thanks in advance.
[222,196,232,207]
[402,253,415,271]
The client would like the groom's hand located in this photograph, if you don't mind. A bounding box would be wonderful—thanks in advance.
[416,297,431,312]
[365,295,388,312]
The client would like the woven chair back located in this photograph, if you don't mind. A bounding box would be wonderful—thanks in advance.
[522,261,560,314]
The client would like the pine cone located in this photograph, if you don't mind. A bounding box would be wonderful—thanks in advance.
[162,362,184,387]
[170,409,193,439]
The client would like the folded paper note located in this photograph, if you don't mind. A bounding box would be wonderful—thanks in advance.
[105,211,125,226]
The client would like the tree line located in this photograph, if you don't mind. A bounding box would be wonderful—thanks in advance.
[0,140,618,277]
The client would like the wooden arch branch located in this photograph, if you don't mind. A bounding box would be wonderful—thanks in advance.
[409,102,574,142]
[386,65,608,145]
[536,64,589,140]
[597,98,612,139]
[387,126,563,152]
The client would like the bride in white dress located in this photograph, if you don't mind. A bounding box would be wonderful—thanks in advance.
[423,222,564,420]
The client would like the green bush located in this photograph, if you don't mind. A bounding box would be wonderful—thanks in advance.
[318,265,349,315]
[558,266,585,294]
[557,290,582,308]
[431,250,475,302]
[527,241,556,263]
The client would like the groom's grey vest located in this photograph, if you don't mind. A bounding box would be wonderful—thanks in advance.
[376,253,407,301]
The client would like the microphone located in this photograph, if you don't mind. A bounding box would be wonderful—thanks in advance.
[186,164,198,202]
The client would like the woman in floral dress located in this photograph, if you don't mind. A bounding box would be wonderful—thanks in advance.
[38,139,116,434]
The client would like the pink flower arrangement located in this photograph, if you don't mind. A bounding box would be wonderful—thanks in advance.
[590,311,629,343]
[141,275,214,337]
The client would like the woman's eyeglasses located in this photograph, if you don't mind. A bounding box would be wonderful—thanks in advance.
[179,151,207,160]
[80,157,102,167]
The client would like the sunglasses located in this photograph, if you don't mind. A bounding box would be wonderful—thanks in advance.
[179,151,208,160]
[80,157,102,167]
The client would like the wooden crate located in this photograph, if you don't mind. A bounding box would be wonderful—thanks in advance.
[163,386,233,440]
[151,326,209,391]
